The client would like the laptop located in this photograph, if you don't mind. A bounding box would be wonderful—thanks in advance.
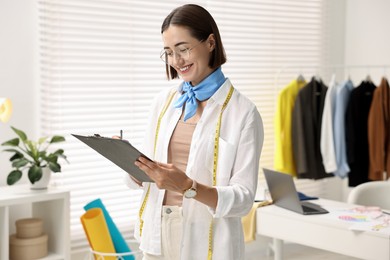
[263,168,328,215]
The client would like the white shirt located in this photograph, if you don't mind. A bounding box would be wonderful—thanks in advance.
[320,74,338,173]
[125,78,264,260]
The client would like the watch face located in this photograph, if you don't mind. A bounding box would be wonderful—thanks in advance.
[184,189,197,198]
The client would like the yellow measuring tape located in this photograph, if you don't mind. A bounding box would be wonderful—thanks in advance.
[139,85,234,260]
[138,90,176,236]
[208,85,234,260]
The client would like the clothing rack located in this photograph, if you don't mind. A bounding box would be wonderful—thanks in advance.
[274,64,390,181]
[274,64,390,98]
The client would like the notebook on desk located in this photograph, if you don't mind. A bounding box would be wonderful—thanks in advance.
[263,168,328,215]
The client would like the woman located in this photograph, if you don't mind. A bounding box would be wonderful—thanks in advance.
[125,4,264,260]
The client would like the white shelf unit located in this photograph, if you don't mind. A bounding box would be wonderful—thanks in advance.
[0,185,70,260]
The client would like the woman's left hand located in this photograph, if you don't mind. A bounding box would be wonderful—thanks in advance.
[135,157,192,193]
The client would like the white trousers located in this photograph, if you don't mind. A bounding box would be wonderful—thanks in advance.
[142,206,183,260]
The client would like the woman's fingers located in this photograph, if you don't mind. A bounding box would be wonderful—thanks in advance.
[134,157,187,191]
[135,157,152,172]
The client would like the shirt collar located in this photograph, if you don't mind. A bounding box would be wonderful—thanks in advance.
[209,78,232,105]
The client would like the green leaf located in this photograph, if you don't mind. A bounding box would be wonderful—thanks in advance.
[26,140,39,162]
[48,162,61,172]
[11,126,28,142]
[10,152,24,161]
[26,140,36,152]
[45,154,58,163]
[12,158,29,168]
[53,149,64,155]
[58,153,69,163]
[38,136,48,145]
[1,138,19,147]
[3,148,21,153]
[7,170,23,185]
[50,135,65,143]
[28,165,43,184]
[38,151,47,160]
[50,150,69,163]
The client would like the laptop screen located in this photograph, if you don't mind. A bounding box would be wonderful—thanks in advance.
[263,168,303,212]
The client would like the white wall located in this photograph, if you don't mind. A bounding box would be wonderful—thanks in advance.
[345,0,390,84]
[0,0,38,249]
[0,0,38,186]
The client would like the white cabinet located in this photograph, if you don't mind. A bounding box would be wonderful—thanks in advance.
[0,185,70,260]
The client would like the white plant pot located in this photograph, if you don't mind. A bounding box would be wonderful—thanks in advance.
[30,167,51,190]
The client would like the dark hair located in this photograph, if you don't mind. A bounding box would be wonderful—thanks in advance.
[161,4,227,80]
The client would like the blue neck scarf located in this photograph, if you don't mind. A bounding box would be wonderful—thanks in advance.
[174,67,226,121]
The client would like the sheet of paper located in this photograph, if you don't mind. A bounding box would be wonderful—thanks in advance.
[322,206,390,234]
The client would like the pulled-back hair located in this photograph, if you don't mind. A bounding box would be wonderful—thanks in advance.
[161,4,227,80]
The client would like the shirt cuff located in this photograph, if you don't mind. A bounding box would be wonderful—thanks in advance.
[208,186,235,218]
[123,173,143,189]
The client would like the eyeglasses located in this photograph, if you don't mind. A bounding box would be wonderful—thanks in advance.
[160,40,204,64]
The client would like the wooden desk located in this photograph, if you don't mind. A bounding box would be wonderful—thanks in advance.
[256,199,390,260]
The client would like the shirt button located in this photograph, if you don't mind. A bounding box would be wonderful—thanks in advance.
[165,208,172,214]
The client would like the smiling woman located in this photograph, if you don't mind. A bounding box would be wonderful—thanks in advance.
[125,4,264,260]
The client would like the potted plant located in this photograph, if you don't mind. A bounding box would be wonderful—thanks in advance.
[1,126,68,186]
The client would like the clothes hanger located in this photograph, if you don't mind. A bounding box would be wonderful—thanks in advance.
[313,67,322,83]
[297,68,305,83]
[297,73,305,83]
[383,66,389,83]
[346,67,351,81]
[314,74,322,84]
[365,67,373,83]
[365,74,373,83]
[312,68,323,95]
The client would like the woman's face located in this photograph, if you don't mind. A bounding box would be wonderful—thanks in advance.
[162,25,215,86]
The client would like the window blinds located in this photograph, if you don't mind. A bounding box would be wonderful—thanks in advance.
[38,0,327,253]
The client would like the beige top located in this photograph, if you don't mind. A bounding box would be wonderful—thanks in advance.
[163,120,196,206]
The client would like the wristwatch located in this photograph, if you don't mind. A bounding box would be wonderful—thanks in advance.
[183,179,197,199]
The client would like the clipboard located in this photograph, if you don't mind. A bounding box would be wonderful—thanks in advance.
[72,134,153,182]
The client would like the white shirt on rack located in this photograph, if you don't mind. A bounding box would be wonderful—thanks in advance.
[320,74,338,173]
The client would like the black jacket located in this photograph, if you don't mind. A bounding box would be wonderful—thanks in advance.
[292,77,332,180]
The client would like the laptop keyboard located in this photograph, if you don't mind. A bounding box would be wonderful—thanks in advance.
[302,204,319,213]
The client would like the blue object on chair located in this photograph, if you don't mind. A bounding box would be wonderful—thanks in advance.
[84,198,135,260]
[298,191,318,201]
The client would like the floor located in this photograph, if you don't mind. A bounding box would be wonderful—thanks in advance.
[246,243,360,260]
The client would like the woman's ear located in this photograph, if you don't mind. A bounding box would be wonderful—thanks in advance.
[207,34,216,52]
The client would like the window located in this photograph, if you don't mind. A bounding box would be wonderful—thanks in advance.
[38,0,329,253]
